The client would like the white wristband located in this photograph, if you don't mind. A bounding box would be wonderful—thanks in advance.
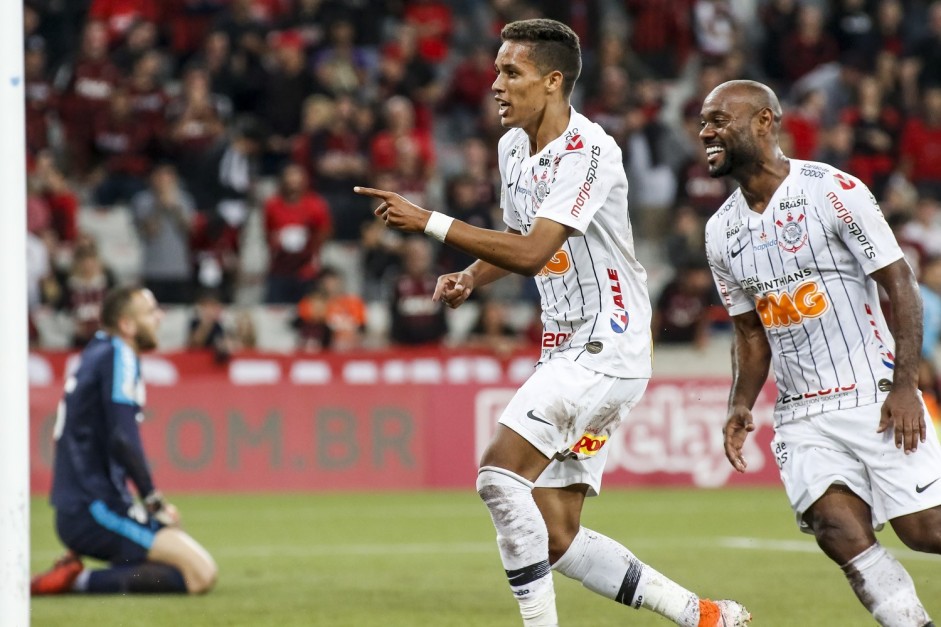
[423,211,455,243]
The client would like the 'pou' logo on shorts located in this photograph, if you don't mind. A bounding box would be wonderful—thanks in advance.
[570,433,607,456]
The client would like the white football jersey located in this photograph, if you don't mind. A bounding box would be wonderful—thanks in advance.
[498,108,652,379]
[705,159,904,425]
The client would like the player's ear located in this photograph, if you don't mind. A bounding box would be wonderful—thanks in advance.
[754,107,775,136]
[545,69,564,95]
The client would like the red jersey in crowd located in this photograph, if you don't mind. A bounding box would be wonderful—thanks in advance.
[264,192,333,280]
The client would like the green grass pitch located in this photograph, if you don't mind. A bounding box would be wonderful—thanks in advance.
[30,488,940,626]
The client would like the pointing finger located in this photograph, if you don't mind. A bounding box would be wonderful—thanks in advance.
[353,186,392,199]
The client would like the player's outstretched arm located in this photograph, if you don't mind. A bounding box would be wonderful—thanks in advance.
[354,186,572,276]
[871,258,926,453]
[725,311,771,472]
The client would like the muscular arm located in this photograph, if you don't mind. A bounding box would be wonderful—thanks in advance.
[871,258,922,392]
[354,186,573,276]
[870,257,926,451]
[441,217,572,277]
[724,310,772,472]
[729,310,772,411]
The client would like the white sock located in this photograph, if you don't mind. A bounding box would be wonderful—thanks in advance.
[72,569,90,592]
[842,543,931,627]
[553,527,701,626]
[477,466,558,627]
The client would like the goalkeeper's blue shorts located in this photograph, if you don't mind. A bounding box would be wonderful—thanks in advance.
[55,500,161,565]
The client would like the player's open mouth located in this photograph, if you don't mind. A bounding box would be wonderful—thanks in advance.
[705,144,724,164]
[496,99,510,116]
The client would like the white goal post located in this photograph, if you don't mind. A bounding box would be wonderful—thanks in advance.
[0,0,30,624]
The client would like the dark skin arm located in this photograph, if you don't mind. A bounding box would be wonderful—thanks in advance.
[434,240,516,309]
[725,309,772,472]
[870,258,926,453]
[353,186,573,277]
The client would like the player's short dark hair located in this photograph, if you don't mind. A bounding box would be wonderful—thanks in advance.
[501,19,581,98]
[100,285,144,330]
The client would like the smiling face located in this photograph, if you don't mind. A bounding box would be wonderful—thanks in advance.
[492,41,553,133]
[699,85,765,179]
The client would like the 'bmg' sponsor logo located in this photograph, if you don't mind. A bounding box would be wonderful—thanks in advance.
[755,280,829,328]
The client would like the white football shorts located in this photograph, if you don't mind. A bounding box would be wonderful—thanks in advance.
[498,356,648,496]
[772,400,941,533]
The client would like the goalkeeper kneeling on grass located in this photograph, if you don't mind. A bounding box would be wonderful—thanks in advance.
[32,286,217,595]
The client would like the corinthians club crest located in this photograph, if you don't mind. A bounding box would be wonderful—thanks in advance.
[532,168,550,208]
[776,211,807,253]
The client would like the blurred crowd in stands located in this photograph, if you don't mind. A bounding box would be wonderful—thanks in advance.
[20,0,941,364]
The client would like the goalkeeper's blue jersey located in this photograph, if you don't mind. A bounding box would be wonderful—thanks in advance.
[50,332,155,513]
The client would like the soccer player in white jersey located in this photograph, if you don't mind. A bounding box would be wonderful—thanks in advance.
[702,80,941,626]
[355,18,750,627]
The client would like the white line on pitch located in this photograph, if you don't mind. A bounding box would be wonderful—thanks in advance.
[719,536,941,562]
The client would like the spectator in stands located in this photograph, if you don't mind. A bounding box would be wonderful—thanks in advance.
[375,24,442,129]
[389,237,447,346]
[55,20,122,177]
[579,33,652,105]
[25,36,55,159]
[32,151,79,251]
[437,174,495,275]
[312,18,370,97]
[443,44,498,139]
[161,0,228,64]
[212,0,268,94]
[293,95,373,243]
[663,205,706,271]
[264,163,333,304]
[187,289,232,362]
[293,287,331,352]
[623,79,686,238]
[758,0,798,87]
[370,95,435,188]
[92,86,154,207]
[651,258,715,349]
[166,65,229,169]
[88,0,161,47]
[194,30,242,111]
[60,238,117,348]
[132,163,196,304]
[778,3,839,84]
[402,0,453,64]
[692,0,740,64]
[318,266,367,351]
[900,86,941,199]
[625,0,692,80]
[360,216,402,303]
[581,65,633,142]
[782,88,826,161]
[185,118,263,303]
[126,50,170,148]
[827,0,876,58]
[904,0,941,90]
[842,76,903,198]
[466,298,521,356]
[902,196,941,257]
[277,0,350,51]
[230,308,257,351]
[258,29,320,174]
[111,19,160,74]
